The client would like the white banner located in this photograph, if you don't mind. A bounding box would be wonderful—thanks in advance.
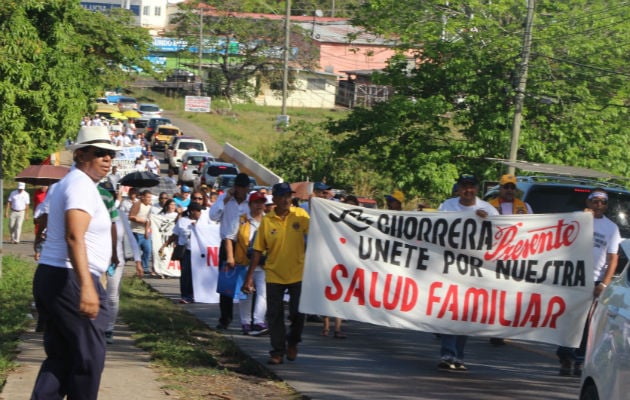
[151,214,181,277]
[190,220,222,303]
[302,198,595,347]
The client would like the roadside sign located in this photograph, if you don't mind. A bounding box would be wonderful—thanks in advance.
[185,96,211,113]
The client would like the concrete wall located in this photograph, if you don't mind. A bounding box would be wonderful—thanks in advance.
[220,143,283,187]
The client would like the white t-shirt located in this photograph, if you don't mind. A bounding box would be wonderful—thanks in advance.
[592,215,621,281]
[438,196,500,216]
[39,168,112,275]
[146,159,160,174]
[8,189,30,211]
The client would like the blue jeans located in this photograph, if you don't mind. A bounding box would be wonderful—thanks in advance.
[440,334,467,362]
[267,282,304,357]
[133,233,152,273]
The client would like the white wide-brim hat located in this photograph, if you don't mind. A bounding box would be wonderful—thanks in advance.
[68,126,120,151]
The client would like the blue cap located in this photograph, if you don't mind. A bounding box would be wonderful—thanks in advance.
[314,182,331,191]
[181,185,191,193]
[272,182,295,196]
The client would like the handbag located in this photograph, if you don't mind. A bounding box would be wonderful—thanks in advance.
[171,244,186,261]
[216,265,248,300]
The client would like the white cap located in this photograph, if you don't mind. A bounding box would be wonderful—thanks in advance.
[17,182,26,189]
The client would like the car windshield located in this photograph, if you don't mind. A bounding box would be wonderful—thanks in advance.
[119,98,136,103]
[140,105,160,112]
[206,166,238,176]
[180,142,204,150]
[151,118,170,126]
[525,186,630,238]
[187,156,209,165]
[158,128,179,136]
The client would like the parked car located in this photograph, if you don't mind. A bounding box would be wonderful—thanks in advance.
[151,124,182,152]
[484,176,630,238]
[193,162,240,189]
[117,96,138,112]
[144,117,172,142]
[166,69,195,83]
[579,239,630,400]
[166,137,208,172]
[137,103,162,117]
[214,174,257,192]
[177,151,215,185]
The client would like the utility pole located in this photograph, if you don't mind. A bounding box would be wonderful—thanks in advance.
[198,10,203,96]
[507,0,535,175]
[276,0,291,129]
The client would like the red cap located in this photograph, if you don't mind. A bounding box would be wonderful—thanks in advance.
[248,191,267,203]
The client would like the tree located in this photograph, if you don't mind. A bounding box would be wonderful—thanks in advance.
[172,1,319,101]
[0,1,152,177]
[329,0,630,201]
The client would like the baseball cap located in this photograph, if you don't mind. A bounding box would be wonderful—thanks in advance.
[499,174,517,186]
[181,185,191,193]
[314,182,331,191]
[265,194,274,205]
[272,182,295,196]
[17,182,26,190]
[457,174,479,185]
[385,190,405,204]
[248,191,267,203]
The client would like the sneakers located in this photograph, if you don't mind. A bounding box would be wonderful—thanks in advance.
[249,324,269,336]
[438,359,467,371]
[215,323,229,330]
[178,298,193,304]
[438,360,456,371]
[286,344,298,361]
[241,324,251,335]
[105,331,114,345]
[267,355,283,365]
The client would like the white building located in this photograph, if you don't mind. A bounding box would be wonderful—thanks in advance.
[80,0,182,32]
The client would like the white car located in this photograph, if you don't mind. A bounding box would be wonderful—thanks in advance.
[138,103,162,117]
[177,151,215,185]
[166,137,208,172]
[580,239,630,400]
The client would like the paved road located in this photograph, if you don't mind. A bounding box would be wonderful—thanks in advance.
[149,276,582,400]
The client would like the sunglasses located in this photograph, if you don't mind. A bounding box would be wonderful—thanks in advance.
[590,199,608,205]
[502,184,516,190]
[86,146,117,159]
[192,197,204,200]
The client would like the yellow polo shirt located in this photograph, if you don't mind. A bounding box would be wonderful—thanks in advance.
[253,206,310,284]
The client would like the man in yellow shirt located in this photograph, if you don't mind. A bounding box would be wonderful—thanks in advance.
[243,182,310,365]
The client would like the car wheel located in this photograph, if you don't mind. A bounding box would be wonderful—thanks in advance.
[580,384,599,400]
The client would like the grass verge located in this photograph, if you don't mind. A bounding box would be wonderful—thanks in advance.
[119,276,301,399]
[0,257,36,388]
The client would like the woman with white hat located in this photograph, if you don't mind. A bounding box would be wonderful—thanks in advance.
[31,126,120,399]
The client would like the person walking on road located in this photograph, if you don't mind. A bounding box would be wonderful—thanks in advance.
[6,181,30,244]
[242,182,310,365]
[556,188,621,376]
[210,173,251,330]
[228,191,268,336]
[31,126,119,399]
[487,173,533,345]
[129,189,154,276]
[437,173,499,371]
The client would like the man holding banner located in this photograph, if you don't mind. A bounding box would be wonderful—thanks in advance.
[556,188,621,376]
[437,173,499,371]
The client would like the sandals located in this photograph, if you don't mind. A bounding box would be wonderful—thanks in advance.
[334,331,347,339]
[321,329,329,336]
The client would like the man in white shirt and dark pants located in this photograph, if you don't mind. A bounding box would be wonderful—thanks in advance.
[5,181,30,243]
